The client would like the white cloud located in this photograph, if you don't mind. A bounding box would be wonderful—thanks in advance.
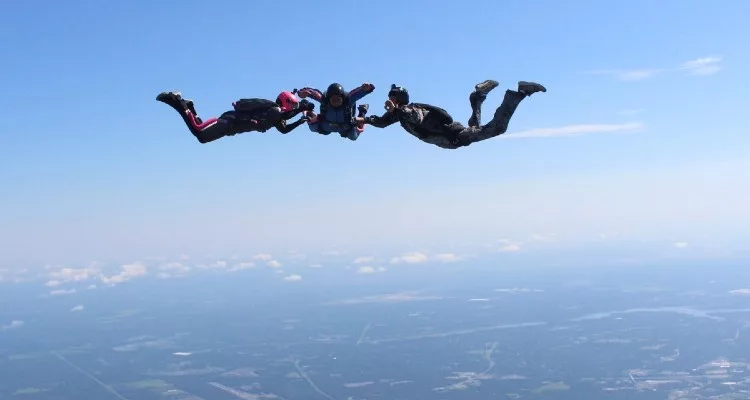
[499,244,522,252]
[253,253,273,261]
[433,253,461,263]
[389,252,429,264]
[47,265,99,285]
[99,262,147,285]
[249,254,282,268]
[159,262,191,274]
[673,242,689,248]
[309,264,323,268]
[508,122,644,139]
[328,291,443,305]
[283,274,302,281]
[496,239,523,252]
[50,288,76,296]
[356,266,387,274]
[353,256,375,264]
[1,320,23,330]
[196,260,227,270]
[729,289,750,296]
[587,55,722,81]
[71,305,84,312]
[389,251,471,264]
[680,56,722,76]
[228,262,256,272]
[357,266,376,274]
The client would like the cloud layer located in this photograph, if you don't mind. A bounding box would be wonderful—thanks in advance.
[586,55,723,81]
[508,122,644,139]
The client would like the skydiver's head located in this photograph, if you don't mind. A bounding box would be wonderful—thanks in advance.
[388,84,409,107]
[276,91,300,113]
[326,83,345,108]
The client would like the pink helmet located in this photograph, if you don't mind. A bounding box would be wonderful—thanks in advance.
[276,91,300,112]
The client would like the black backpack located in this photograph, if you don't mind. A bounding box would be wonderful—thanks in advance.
[232,98,278,116]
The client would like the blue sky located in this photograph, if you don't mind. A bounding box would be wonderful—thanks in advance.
[1,0,749,279]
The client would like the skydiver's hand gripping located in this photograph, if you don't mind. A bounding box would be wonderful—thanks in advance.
[299,99,315,112]
[360,83,375,92]
[296,87,314,98]
[384,100,396,112]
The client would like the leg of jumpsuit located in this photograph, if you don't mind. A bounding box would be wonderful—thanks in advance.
[158,92,233,143]
[182,111,233,144]
[458,89,527,143]
[467,80,500,127]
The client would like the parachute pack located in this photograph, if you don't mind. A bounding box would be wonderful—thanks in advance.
[232,98,278,115]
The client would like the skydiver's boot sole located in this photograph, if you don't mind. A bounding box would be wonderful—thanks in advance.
[517,81,547,96]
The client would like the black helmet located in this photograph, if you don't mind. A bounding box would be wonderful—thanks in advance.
[388,84,409,104]
[326,83,345,97]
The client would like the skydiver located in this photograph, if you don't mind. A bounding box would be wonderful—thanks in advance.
[155,90,314,144]
[357,80,546,149]
[296,82,375,141]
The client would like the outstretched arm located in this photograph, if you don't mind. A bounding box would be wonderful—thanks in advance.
[363,111,398,128]
[275,116,308,134]
[347,83,375,102]
[297,87,324,103]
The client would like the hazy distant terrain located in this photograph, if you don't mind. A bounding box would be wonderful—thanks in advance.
[2,262,750,400]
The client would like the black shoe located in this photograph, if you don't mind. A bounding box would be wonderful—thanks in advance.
[156,91,183,105]
[517,81,546,96]
[474,80,500,96]
[156,91,202,124]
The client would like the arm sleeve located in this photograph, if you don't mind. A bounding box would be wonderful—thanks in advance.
[347,85,373,102]
[279,107,305,120]
[366,112,398,128]
[276,117,307,134]
[301,88,324,103]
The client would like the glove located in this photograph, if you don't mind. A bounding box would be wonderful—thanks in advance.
[297,87,313,98]
[299,99,315,112]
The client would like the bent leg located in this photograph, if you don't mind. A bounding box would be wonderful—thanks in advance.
[468,80,500,127]
[182,109,233,143]
[459,89,527,144]
[457,81,546,145]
